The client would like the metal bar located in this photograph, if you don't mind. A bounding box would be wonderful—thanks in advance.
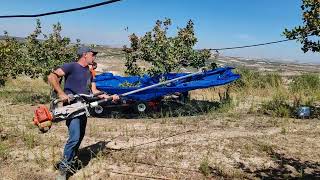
[88,71,202,106]
[120,71,203,97]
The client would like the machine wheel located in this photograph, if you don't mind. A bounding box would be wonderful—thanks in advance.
[94,105,104,114]
[134,102,149,114]
[91,105,106,117]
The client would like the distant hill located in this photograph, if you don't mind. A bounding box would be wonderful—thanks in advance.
[0,35,26,42]
[1,35,318,74]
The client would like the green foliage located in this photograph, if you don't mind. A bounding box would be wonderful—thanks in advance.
[199,158,212,176]
[260,91,291,117]
[0,90,50,104]
[283,0,320,52]
[119,81,141,87]
[0,142,9,160]
[262,73,283,88]
[218,99,235,113]
[0,31,24,86]
[0,19,79,86]
[217,86,235,113]
[289,73,320,106]
[24,19,79,79]
[23,132,38,149]
[123,18,212,76]
[233,68,283,89]
[289,73,320,94]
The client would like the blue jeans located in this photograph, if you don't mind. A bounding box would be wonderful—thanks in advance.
[59,115,87,172]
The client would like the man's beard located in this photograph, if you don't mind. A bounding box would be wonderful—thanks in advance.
[87,60,94,65]
[91,62,97,69]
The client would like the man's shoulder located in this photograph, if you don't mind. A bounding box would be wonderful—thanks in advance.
[61,62,79,68]
[60,62,78,73]
[63,62,77,66]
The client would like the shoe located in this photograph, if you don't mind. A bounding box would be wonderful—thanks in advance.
[54,161,60,170]
[71,158,83,170]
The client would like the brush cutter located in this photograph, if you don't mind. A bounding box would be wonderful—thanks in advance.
[33,70,203,133]
[33,92,110,133]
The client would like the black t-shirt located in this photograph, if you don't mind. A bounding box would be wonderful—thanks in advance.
[60,62,92,95]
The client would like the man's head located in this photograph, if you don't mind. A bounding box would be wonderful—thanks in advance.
[77,46,98,66]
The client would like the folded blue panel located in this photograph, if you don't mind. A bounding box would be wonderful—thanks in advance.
[94,67,240,101]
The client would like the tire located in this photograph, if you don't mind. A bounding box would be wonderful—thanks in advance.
[91,105,105,117]
[134,102,149,114]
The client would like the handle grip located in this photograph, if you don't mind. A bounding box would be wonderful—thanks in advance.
[53,92,106,104]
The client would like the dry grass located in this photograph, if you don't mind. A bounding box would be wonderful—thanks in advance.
[0,54,320,179]
[1,95,319,179]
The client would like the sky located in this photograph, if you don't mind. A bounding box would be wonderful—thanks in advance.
[0,0,319,63]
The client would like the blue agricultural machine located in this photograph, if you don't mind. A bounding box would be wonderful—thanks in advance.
[93,67,240,115]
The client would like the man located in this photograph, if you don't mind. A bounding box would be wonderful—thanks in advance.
[47,46,119,179]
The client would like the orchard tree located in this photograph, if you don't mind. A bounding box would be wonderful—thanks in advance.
[0,31,24,85]
[283,0,320,52]
[123,18,213,76]
[24,19,79,78]
[0,19,79,86]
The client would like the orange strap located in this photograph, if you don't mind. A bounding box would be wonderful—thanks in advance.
[90,67,96,78]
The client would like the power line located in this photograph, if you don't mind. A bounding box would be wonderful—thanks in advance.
[98,38,297,56]
[0,0,122,18]
[208,38,294,51]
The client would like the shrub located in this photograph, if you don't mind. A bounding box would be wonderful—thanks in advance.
[261,73,283,88]
[199,158,212,176]
[233,68,282,90]
[289,73,320,94]
[289,73,320,106]
[0,142,9,161]
[260,92,291,117]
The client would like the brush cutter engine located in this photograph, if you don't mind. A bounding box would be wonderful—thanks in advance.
[33,93,110,133]
[33,105,53,133]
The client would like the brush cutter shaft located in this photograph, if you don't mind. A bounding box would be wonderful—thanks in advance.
[53,92,105,104]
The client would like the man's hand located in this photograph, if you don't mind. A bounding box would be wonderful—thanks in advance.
[98,94,120,102]
[111,94,120,102]
[58,92,70,103]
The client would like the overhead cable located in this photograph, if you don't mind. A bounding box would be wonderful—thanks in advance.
[208,39,293,51]
[0,0,122,18]
[101,38,298,56]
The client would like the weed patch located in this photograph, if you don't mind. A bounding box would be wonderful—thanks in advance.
[199,158,212,177]
[260,91,292,118]
[0,142,9,161]
[233,68,283,90]
[22,132,39,149]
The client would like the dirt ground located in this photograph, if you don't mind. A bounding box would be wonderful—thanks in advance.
[1,102,320,179]
[1,53,320,179]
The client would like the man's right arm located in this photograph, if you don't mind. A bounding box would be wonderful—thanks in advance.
[47,68,69,102]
